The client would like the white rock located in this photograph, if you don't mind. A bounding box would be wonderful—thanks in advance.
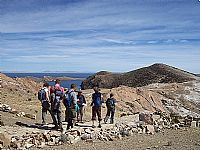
[25,143,34,149]
[191,121,197,127]
[146,125,155,134]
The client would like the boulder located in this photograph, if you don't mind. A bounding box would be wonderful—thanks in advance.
[139,113,153,125]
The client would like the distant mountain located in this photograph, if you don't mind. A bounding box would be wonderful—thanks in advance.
[81,63,199,89]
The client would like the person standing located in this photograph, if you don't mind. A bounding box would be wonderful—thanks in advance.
[66,84,78,130]
[91,87,103,128]
[77,91,86,123]
[104,93,116,124]
[50,79,64,130]
[38,82,53,125]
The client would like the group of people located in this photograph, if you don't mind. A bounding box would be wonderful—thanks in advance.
[38,79,117,131]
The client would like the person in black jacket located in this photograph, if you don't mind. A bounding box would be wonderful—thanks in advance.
[104,93,116,124]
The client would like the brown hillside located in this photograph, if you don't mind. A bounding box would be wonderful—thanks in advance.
[81,63,198,89]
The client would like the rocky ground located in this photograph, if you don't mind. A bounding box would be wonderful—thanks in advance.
[43,128,200,150]
[1,73,200,149]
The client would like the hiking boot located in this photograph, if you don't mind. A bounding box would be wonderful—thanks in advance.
[110,119,114,124]
[42,121,46,125]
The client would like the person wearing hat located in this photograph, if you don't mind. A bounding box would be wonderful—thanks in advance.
[77,91,86,123]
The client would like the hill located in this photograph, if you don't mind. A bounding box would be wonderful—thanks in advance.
[81,63,199,89]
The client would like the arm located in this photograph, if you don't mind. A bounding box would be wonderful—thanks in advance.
[91,94,94,106]
[83,95,86,104]
[71,92,78,105]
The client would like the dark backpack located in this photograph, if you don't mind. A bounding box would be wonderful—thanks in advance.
[38,89,46,101]
[52,87,63,110]
[93,93,102,107]
[106,98,115,109]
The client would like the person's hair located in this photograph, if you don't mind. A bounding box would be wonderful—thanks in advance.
[93,87,100,92]
[43,82,49,87]
[55,79,60,84]
[71,84,77,89]
[110,93,114,98]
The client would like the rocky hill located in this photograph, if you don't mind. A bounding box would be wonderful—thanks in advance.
[81,63,199,89]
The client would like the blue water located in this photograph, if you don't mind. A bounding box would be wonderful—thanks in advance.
[4,73,93,89]
[4,73,92,78]
[48,80,83,89]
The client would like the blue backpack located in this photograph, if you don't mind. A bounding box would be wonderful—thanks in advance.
[93,93,102,107]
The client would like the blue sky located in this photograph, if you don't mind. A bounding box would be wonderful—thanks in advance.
[0,0,200,73]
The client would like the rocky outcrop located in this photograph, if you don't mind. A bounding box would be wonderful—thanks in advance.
[81,63,199,89]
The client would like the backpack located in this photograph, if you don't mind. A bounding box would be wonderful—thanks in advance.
[38,88,46,101]
[65,90,76,108]
[106,98,115,109]
[52,87,63,110]
[93,93,102,107]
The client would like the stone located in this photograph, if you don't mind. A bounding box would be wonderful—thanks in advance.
[25,143,34,149]
[60,134,74,144]
[86,139,94,143]
[171,124,180,129]
[81,134,90,140]
[139,113,153,125]
[85,128,92,134]
[71,136,80,144]
[10,109,19,114]
[146,125,155,134]
[48,142,55,146]
[152,115,160,121]
[24,113,36,120]
[37,142,46,148]
[191,121,197,127]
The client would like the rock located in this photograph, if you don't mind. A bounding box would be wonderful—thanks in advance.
[60,134,74,144]
[71,136,80,144]
[81,134,90,140]
[10,109,19,114]
[37,142,46,148]
[24,113,36,120]
[86,139,94,143]
[85,128,92,134]
[152,115,160,121]
[47,142,55,146]
[191,121,197,127]
[139,112,153,125]
[25,143,34,149]
[171,124,180,129]
[0,121,4,126]
[0,132,11,148]
[146,125,155,134]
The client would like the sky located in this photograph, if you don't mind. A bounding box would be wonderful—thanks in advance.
[0,0,200,73]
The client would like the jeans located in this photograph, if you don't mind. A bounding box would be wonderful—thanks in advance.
[51,103,62,128]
